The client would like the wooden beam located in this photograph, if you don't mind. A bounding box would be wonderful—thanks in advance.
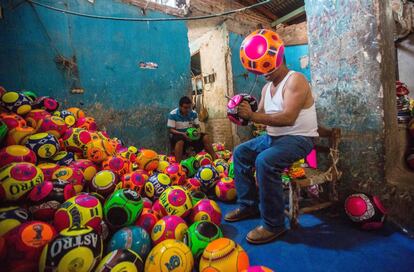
[271,5,305,27]
[235,0,277,21]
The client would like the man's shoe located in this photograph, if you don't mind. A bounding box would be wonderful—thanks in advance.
[246,226,287,244]
[224,207,260,222]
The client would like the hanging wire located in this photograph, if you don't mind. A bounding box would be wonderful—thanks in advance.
[26,0,271,22]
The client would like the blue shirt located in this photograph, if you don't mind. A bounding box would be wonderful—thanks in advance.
[167,108,200,132]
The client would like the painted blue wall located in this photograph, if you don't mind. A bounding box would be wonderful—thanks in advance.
[0,0,191,151]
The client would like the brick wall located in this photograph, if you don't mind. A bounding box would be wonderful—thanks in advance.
[205,118,234,149]
[276,21,308,45]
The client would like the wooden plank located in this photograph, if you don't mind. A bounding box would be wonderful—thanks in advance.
[272,5,305,26]
[300,202,333,214]
[235,0,277,21]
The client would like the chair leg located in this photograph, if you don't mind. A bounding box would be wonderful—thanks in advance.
[329,178,338,202]
[289,182,300,229]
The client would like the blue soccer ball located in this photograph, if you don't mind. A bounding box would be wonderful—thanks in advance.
[195,165,219,191]
[108,226,152,259]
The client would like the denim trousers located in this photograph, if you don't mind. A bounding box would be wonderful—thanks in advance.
[233,134,314,231]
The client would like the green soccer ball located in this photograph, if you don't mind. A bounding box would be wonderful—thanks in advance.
[180,156,200,177]
[228,162,234,178]
[183,220,223,261]
[186,128,200,141]
[104,189,144,229]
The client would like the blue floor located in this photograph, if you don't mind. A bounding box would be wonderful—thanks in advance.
[218,202,414,272]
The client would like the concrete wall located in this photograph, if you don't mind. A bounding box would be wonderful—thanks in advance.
[0,0,191,152]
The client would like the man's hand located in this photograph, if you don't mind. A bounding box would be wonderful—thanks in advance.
[182,132,191,141]
[238,101,253,120]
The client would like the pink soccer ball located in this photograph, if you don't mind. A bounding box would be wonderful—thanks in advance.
[215,177,237,202]
[150,215,188,245]
[190,199,222,226]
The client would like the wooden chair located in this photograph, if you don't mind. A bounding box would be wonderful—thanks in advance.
[287,126,342,228]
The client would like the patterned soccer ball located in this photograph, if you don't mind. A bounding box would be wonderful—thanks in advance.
[62,127,92,154]
[213,159,229,174]
[145,239,193,272]
[183,220,223,261]
[6,125,35,145]
[1,91,32,115]
[117,170,147,195]
[108,226,151,259]
[195,165,219,191]
[70,159,98,182]
[84,138,116,163]
[227,93,258,126]
[180,156,200,178]
[67,107,86,119]
[0,206,29,236]
[135,208,160,234]
[25,133,60,159]
[0,162,44,201]
[151,215,188,245]
[240,29,285,75]
[199,238,249,272]
[54,193,103,232]
[344,193,387,230]
[184,178,202,192]
[242,266,275,272]
[159,186,193,218]
[38,116,67,139]
[102,155,132,177]
[190,199,222,226]
[25,109,51,130]
[75,116,98,131]
[164,163,187,186]
[95,249,144,272]
[28,179,76,221]
[195,151,213,166]
[0,120,6,144]
[90,170,118,197]
[215,177,237,202]
[52,166,85,193]
[136,149,159,171]
[39,225,103,272]
[32,96,59,112]
[186,127,200,141]
[0,145,37,167]
[144,173,172,201]
[37,162,60,181]
[0,112,26,129]
[53,110,76,127]
[51,151,75,166]
[189,191,208,207]
[157,160,170,173]
[104,189,144,229]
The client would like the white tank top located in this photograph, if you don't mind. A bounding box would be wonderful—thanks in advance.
[264,71,319,137]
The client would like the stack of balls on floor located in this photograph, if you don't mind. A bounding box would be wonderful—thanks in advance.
[0,88,274,272]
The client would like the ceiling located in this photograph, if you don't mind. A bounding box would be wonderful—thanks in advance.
[235,0,305,23]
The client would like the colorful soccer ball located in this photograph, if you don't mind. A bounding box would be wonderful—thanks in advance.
[180,156,200,178]
[108,226,152,259]
[117,171,147,194]
[25,109,51,130]
[28,179,76,221]
[95,249,144,272]
[242,266,274,272]
[0,206,29,236]
[190,199,222,226]
[37,162,60,181]
[62,127,92,153]
[159,186,193,218]
[6,125,35,145]
[195,165,219,191]
[104,189,144,229]
[84,138,116,163]
[102,155,132,177]
[213,159,229,174]
[53,110,76,127]
[76,116,98,131]
[0,112,26,129]
[145,239,193,272]
[1,91,32,115]
[0,120,6,144]
[344,193,387,230]
[212,143,225,152]
[145,173,172,201]
[228,161,235,178]
[39,225,103,272]
[0,162,44,201]
[199,238,249,272]
[184,178,202,192]
[54,193,103,232]
[38,116,67,139]
[25,132,60,159]
[70,159,98,181]
[164,163,187,186]
[151,215,188,245]
[51,151,75,166]
[195,151,213,166]
[190,191,208,207]
[32,96,59,112]
[0,145,37,167]
[90,170,118,197]
[136,149,159,171]
[157,160,170,173]
[183,221,223,261]
[215,177,237,201]
[67,107,86,119]
[135,208,160,234]
[186,128,200,141]
[240,29,285,75]
[52,166,85,193]
[227,93,258,126]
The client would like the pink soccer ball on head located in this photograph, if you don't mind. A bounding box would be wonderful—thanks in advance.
[344,193,387,230]
[227,93,258,126]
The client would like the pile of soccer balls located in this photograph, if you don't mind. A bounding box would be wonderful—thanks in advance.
[0,88,272,272]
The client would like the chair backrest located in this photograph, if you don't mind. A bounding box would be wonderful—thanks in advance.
[315,125,341,153]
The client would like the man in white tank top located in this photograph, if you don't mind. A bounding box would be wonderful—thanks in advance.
[224,61,318,244]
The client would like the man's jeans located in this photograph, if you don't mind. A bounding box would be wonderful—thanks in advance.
[233,134,314,231]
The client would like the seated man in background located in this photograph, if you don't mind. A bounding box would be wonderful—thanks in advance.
[167,96,217,162]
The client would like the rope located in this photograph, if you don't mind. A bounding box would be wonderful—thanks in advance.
[26,0,271,22]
